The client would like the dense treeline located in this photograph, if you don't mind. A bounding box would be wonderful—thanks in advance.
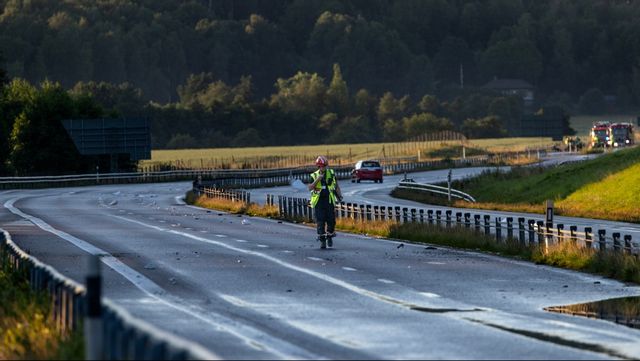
[2,0,639,108]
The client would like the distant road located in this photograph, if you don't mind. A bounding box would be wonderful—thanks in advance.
[1,152,639,359]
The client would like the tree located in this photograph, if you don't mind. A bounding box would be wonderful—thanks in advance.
[9,81,87,175]
[376,92,410,123]
[177,73,216,108]
[71,81,146,117]
[402,113,454,138]
[461,116,507,139]
[479,38,543,84]
[326,63,349,116]
[232,127,263,147]
[578,88,606,115]
[0,51,8,87]
[326,115,373,144]
[166,133,199,149]
[433,36,474,86]
[270,71,327,116]
[417,94,440,115]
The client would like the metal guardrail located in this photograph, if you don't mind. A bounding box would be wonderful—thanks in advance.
[397,179,476,202]
[0,147,547,190]
[0,229,218,360]
[269,195,637,256]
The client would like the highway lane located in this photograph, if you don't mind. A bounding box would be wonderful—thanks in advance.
[1,180,640,359]
[251,163,640,244]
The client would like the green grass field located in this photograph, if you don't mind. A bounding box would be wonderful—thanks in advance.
[447,145,640,222]
[142,137,556,169]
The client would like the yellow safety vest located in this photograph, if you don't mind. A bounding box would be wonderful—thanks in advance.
[310,168,337,207]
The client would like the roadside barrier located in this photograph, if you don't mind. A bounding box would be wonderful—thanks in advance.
[270,195,637,257]
[0,229,218,360]
[0,148,546,190]
[397,179,476,203]
[197,186,251,204]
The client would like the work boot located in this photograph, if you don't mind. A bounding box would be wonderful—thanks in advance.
[327,231,335,248]
[318,235,326,249]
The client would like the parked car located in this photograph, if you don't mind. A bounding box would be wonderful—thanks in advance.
[351,160,383,183]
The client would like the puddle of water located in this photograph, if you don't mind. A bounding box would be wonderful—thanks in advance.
[545,296,640,329]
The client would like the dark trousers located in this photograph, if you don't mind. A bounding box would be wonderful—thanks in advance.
[314,201,335,236]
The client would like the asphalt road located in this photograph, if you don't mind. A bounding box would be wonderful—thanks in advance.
[1,161,639,359]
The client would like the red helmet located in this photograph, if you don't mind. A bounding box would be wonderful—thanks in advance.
[315,155,328,167]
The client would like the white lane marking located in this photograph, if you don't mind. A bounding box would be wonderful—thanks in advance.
[378,279,395,284]
[257,245,269,248]
[3,198,317,360]
[427,262,445,265]
[342,267,357,272]
[420,292,441,298]
[113,216,446,313]
[215,234,227,238]
[235,239,248,243]
[307,257,324,262]
[282,250,293,254]
[219,294,254,308]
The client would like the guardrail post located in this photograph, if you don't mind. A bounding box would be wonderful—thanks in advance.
[483,215,490,236]
[584,227,593,248]
[455,212,462,227]
[282,196,288,216]
[402,208,408,223]
[395,206,401,222]
[536,221,545,247]
[445,210,452,227]
[373,206,379,221]
[366,205,372,221]
[419,209,424,223]
[387,207,393,222]
[506,217,513,240]
[359,204,366,221]
[435,210,442,226]
[464,213,471,228]
[428,210,434,224]
[598,229,606,251]
[528,219,535,245]
[495,217,502,242]
[85,255,103,360]
[623,235,633,255]
[556,224,564,244]
[613,232,621,252]
[380,206,387,221]
[569,225,577,244]
[545,221,552,245]
[411,208,417,223]
[474,214,481,232]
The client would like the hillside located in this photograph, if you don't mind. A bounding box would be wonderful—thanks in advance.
[450,146,640,222]
[2,0,640,112]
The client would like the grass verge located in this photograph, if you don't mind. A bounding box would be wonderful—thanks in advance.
[0,263,83,359]
[187,193,640,284]
[395,146,640,223]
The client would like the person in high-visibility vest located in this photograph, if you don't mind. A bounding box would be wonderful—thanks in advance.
[308,155,343,248]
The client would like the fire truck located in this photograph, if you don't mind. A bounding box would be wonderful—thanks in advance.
[589,121,611,148]
[608,122,634,147]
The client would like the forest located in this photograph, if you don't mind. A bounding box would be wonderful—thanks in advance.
[0,0,633,174]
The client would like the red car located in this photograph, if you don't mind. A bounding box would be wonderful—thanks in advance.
[351,160,383,183]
